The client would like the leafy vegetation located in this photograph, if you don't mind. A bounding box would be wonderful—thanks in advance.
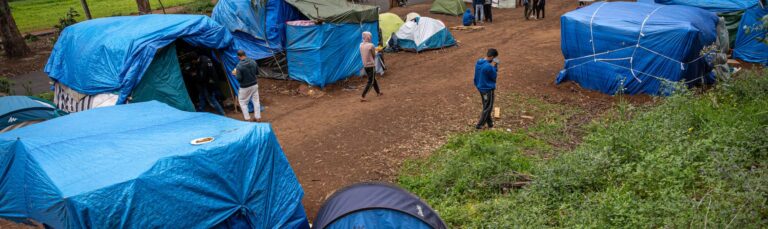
[9,0,198,33]
[399,70,768,227]
[0,77,13,95]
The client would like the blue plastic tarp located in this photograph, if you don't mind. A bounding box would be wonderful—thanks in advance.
[286,23,379,87]
[557,2,719,95]
[0,101,309,228]
[213,0,306,60]
[45,15,238,104]
[733,6,768,65]
[640,0,760,12]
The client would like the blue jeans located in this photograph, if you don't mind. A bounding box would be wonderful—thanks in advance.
[197,85,225,115]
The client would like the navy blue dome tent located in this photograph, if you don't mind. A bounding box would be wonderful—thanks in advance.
[0,96,64,133]
[0,101,309,228]
[313,182,447,229]
[557,2,719,95]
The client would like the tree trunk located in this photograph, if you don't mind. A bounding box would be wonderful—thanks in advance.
[0,0,30,58]
[136,0,151,15]
[80,0,92,19]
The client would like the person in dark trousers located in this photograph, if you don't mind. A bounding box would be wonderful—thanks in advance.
[360,31,382,102]
[231,50,261,121]
[483,0,493,23]
[463,9,475,26]
[523,0,531,20]
[474,48,499,130]
[537,0,546,19]
[194,53,225,115]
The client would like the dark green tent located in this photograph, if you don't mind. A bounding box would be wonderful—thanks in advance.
[284,0,378,23]
[431,0,467,16]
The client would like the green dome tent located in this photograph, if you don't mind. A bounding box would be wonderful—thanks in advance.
[431,0,466,16]
[379,13,405,47]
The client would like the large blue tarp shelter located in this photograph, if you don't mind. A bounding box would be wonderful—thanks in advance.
[212,0,306,61]
[733,7,768,65]
[286,23,379,87]
[0,101,309,228]
[639,0,761,13]
[44,15,241,109]
[557,2,718,95]
[313,183,447,229]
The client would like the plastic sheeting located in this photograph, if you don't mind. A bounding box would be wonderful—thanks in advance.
[0,101,309,228]
[284,0,379,23]
[395,17,457,52]
[286,22,379,87]
[314,183,447,229]
[640,0,760,12]
[557,2,718,95]
[45,15,237,104]
[733,6,768,65]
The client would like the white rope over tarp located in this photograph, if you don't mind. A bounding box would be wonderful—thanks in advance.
[564,2,714,86]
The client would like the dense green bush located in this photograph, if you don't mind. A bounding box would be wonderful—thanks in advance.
[400,70,768,227]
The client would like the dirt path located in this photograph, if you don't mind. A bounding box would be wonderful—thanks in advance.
[253,1,647,219]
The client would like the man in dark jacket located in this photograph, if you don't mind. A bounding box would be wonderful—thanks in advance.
[194,54,225,115]
[232,50,260,121]
[474,48,499,130]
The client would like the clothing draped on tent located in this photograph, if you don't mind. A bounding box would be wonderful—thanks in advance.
[44,15,239,108]
[0,101,309,228]
[557,2,718,95]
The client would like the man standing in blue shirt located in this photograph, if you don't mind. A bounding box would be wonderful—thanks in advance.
[474,48,499,130]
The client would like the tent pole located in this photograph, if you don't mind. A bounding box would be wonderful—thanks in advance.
[215,50,240,113]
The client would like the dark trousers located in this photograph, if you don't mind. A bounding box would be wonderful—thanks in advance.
[537,2,545,19]
[524,3,532,20]
[476,90,495,129]
[362,67,380,98]
[483,4,492,22]
[196,84,225,115]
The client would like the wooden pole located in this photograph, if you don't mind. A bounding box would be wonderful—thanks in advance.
[158,0,166,14]
[79,0,92,19]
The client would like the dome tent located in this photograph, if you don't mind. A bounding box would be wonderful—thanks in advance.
[557,2,718,95]
[430,0,466,16]
[379,13,405,47]
[0,96,65,133]
[0,101,309,228]
[394,17,457,52]
[313,182,447,229]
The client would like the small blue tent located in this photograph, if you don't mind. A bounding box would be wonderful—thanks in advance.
[557,2,718,95]
[45,15,240,112]
[0,96,64,133]
[313,183,447,229]
[0,101,309,228]
[733,6,768,65]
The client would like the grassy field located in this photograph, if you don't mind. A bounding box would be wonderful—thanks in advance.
[399,70,768,227]
[9,0,200,33]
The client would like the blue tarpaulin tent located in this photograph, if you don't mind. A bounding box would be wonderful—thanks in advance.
[557,2,718,95]
[313,183,447,229]
[286,23,379,87]
[212,0,306,61]
[733,7,768,65]
[0,101,309,228]
[639,0,760,13]
[45,15,240,111]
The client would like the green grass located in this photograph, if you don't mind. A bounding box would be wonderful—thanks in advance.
[399,70,768,227]
[9,0,199,33]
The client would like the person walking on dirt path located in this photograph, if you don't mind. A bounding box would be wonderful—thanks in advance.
[195,53,226,115]
[474,48,499,130]
[536,0,546,19]
[523,0,532,20]
[231,50,261,121]
[473,0,485,24]
[463,9,475,26]
[360,31,382,102]
[483,0,493,23]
